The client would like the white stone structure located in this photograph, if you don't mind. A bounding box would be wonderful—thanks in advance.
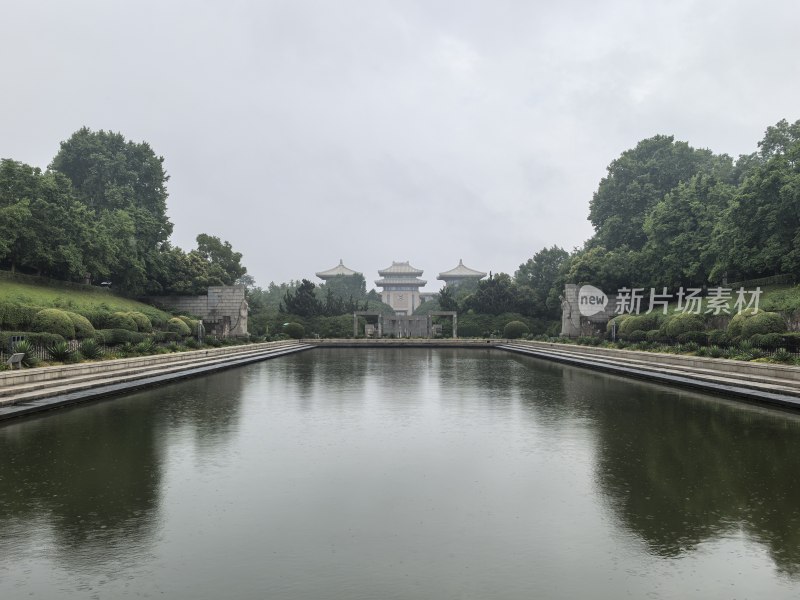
[437,259,487,287]
[145,285,248,338]
[375,261,427,315]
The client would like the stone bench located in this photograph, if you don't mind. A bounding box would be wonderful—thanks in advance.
[6,353,24,370]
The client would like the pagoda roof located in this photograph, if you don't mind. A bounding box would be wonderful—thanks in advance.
[315,259,360,279]
[437,259,487,280]
[377,261,424,277]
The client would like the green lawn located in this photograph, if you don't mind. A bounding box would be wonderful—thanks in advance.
[0,274,173,323]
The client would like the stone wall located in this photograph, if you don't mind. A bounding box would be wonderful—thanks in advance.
[560,284,617,338]
[145,285,248,338]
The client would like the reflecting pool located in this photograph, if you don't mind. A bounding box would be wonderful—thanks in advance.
[2,348,800,598]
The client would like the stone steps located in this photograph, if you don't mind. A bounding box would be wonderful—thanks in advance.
[499,342,800,408]
[0,341,311,409]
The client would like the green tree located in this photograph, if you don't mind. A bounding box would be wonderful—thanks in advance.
[195,234,247,285]
[515,245,569,318]
[50,128,173,292]
[711,119,800,280]
[642,174,734,288]
[280,279,321,317]
[463,273,527,315]
[588,135,728,251]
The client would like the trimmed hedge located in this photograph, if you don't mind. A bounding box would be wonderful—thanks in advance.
[0,301,42,330]
[95,329,146,346]
[0,331,66,349]
[749,333,785,349]
[153,330,183,343]
[707,329,731,347]
[66,311,96,338]
[31,308,76,339]
[503,320,530,339]
[645,329,661,342]
[627,330,647,342]
[677,330,708,345]
[167,317,191,336]
[618,313,663,339]
[662,313,705,340]
[606,314,631,335]
[127,311,153,333]
[107,311,139,332]
[177,315,200,331]
[727,308,759,338]
[740,311,786,338]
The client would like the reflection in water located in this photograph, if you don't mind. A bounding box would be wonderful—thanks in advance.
[1,349,800,598]
[0,400,162,570]
[0,368,247,573]
[557,361,800,575]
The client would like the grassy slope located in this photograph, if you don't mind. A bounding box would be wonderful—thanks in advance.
[0,279,173,322]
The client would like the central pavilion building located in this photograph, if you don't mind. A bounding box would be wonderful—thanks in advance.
[375,261,427,315]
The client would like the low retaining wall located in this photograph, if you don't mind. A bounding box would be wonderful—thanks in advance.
[308,338,503,348]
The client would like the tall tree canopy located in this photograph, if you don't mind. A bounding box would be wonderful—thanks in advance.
[711,119,800,281]
[515,245,569,318]
[588,135,729,251]
[49,128,174,292]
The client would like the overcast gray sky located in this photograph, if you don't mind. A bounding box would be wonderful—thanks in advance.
[2,0,798,291]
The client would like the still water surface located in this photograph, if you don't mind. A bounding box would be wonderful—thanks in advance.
[2,348,800,598]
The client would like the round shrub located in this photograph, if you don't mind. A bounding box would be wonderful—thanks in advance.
[66,311,96,338]
[727,308,759,338]
[606,314,630,335]
[618,314,662,339]
[749,333,785,350]
[178,315,200,330]
[707,329,731,347]
[0,302,42,330]
[0,331,65,349]
[645,329,662,342]
[740,311,786,338]
[31,308,76,339]
[503,320,530,339]
[167,317,192,336]
[664,313,705,340]
[677,330,708,345]
[107,311,139,332]
[782,333,800,352]
[126,312,153,333]
[95,329,146,346]
[283,322,305,339]
[627,330,647,342]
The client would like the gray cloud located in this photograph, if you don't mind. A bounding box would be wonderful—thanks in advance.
[2,0,798,289]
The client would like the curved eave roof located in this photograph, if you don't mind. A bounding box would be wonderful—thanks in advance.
[437,259,487,280]
[316,259,360,279]
[375,278,427,287]
[378,261,424,276]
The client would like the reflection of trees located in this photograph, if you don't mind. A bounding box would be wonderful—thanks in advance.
[0,399,163,568]
[159,368,247,450]
[582,373,800,575]
[0,367,251,569]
